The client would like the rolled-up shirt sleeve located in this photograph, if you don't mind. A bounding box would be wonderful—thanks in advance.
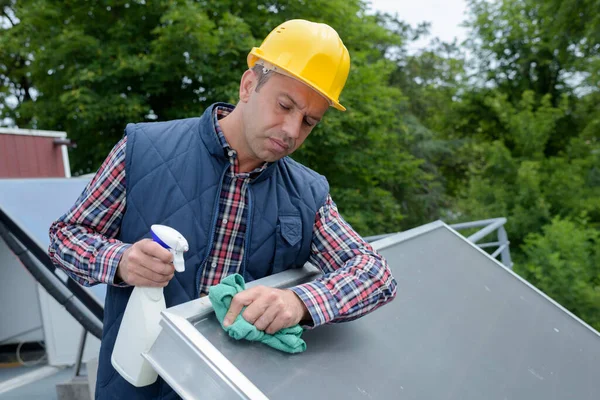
[290,195,397,327]
[48,137,130,287]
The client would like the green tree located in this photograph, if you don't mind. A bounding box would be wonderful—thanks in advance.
[448,0,600,330]
[517,217,600,331]
[386,33,470,226]
[0,0,429,235]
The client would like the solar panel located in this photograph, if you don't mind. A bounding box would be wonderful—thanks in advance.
[0,178,105,336]
[0,179,88,249]
[145,221,600,399]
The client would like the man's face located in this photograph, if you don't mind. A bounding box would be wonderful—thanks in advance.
[239,70,330,163]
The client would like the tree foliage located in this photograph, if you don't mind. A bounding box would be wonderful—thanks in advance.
[1,0,599,327]
[448,0,600,327]
[517,217,600,331]
[0,0,427,235]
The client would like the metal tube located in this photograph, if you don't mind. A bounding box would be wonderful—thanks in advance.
[497,226,513,269]
[466,218,507,243]
[449,218,505,230]
[74,329,87,377]
[490,244,508,259]
[477,241,502,249]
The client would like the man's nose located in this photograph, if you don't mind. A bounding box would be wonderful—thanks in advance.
[283,114,303,140]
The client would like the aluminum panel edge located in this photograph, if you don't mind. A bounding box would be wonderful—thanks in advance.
[144,312,267,400]
[146,264,323,399]
[166,264,323,322]
[371,220,445,251]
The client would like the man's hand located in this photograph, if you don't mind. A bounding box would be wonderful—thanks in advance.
[116,239,174,287]
[223,286,310,334]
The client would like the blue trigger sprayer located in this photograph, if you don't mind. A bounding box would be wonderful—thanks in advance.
[111,225,189,387]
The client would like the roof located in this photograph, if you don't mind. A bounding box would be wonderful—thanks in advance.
[0,129,72,178]
[0,128,67,138]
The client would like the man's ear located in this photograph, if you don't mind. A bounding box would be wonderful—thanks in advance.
[239,69,256,103]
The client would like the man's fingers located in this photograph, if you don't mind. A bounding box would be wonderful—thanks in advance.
[223,289,257,327]
[142,256,175,276]
[140,239,173,264]
[240,296,272,325]
[220,287,304,333]
[128,250,174,277]
[117,239,177,287]
[265,308,295,335]
[129,272,172,287]
[253,305,279,332]
[135,264,174,285]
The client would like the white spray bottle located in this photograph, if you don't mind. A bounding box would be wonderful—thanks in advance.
[111,224,189,387]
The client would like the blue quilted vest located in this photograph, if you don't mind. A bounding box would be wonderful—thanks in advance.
[95,103,329,399]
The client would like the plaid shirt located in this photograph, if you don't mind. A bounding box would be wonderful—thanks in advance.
[48,106,396,327]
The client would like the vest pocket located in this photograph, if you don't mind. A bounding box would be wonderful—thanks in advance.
[272,214,303,274]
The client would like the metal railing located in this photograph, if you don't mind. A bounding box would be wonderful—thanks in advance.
[365,217,513,269]
[449,218,513,269]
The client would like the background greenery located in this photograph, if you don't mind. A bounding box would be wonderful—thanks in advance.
[1,0,598,329]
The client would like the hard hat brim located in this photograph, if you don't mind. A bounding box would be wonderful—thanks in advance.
[248,49,346,112]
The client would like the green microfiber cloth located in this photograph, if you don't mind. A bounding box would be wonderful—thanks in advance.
[208,273,306,354]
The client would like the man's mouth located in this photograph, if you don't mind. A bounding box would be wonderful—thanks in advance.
[269,138,289,152]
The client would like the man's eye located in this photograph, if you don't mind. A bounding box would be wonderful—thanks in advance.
[279,103,291,110]
[304,119,315,127]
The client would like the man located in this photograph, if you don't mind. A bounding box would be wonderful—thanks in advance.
[48,19,397,399]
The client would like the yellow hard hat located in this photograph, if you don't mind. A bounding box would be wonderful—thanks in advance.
[247,19,350,111]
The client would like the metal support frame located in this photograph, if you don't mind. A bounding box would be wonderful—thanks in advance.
[73,328,87,377]
[449,218,513,269]
[365,218,513,269]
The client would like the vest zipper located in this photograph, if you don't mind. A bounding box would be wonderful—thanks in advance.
[242,185,253,278]
[196,164,229,298]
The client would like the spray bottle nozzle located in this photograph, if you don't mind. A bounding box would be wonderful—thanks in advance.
[171,248,188,273]
[150,225,189,273]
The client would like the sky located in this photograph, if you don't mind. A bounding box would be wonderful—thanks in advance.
[367,0,470,52]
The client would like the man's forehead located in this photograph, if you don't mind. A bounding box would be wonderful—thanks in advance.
[279,93,326,122]
[269,73,329,113]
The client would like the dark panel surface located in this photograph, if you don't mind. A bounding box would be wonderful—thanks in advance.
[0,178,106,303]
[192,226,600,400]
